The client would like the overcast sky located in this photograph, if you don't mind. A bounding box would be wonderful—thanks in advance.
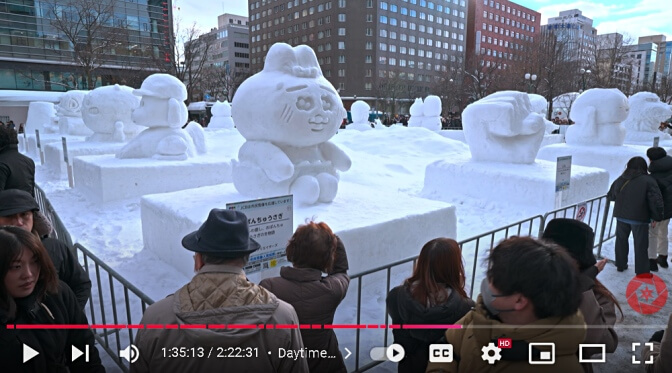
[174,0,671,42]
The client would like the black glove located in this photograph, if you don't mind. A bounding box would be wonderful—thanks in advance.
[650,330,665,343]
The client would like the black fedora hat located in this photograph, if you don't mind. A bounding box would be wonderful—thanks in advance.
[182,209,260,258]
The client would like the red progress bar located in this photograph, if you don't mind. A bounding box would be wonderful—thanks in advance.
[7,324,462,329]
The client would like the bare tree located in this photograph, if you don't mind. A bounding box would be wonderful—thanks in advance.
[46,0,129,89]
[374,69,412,117]
[534,31,580,120]
[147,20,213,102]
[200,64,251,102]
[587,33,636,91]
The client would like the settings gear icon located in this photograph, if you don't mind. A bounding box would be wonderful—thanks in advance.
[481,342,502,365]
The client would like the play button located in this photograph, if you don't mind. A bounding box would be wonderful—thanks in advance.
[23,344,39,363]
[386,343,405,362]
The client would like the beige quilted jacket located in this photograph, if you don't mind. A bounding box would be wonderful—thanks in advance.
[132,264,308,373]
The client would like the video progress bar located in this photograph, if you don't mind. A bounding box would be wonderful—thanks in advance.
[6,324,463,330]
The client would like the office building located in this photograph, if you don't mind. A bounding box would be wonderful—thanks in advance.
[542,9,596,64]
[248,0,469,111]
[0,0,173,91]
[466,0,540,69]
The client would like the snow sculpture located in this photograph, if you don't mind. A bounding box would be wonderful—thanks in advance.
[116,74,206,160]
[565,88,629,146]
[208,100,235,129]
[231,43,351,205]
[82,85,141,142]
[421,95,442,131]
[462,91,545,164]
[528,93,558,134]
[407,98,424,127]
[25,102,57,134]
[623,92,672,142]
[348,100,373,131]
[57,90,93,136]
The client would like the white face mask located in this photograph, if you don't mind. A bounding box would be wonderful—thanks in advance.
[480,278,516,316]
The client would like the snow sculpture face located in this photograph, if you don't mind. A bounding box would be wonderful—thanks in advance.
[565,88,628,146]
[26,102,57,133]
[233,43,345,147]
[131,74,188,129]
[211,101,231,116]
[56,91,86,118]
[462,91,545,164]
[351,100,370,123]
[82,85,140,135]
[423,96,442,117]
[623,92,672,133]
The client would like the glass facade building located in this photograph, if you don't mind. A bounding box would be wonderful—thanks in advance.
[0,0,173,91]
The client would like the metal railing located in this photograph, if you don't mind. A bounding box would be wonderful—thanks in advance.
[34,186,155,373]
[344,214,546,372]
[345,195,616,372]
[35,185,617,373]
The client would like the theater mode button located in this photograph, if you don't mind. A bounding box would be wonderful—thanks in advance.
[386,344,405,363]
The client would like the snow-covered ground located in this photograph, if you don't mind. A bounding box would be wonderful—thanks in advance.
[35,126,671,372]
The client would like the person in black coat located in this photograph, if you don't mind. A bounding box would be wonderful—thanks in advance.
[386,238,474,373]
[0,125,35,195]
[0,189,91,309]
[646,147,672,270]
[607,156,664,275]
[0,226,104,372]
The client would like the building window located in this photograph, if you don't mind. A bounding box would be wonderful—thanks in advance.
[365,83,372,90]
[366,0,373,8]
[365,55,372,63]
[338,0,346,8]
[338,28,346,35]
[365,41,373,49]
[339,14,346,22]
[339,55,346,63]
[338,41,345,49]
[338,69,345,77]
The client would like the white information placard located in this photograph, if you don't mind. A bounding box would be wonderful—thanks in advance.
[556,156,572,192]
[227,195,293,272]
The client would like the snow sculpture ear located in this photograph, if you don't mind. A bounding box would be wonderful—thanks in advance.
[263,43,298,75]
[168,97,188,127]
[294,44,321,78]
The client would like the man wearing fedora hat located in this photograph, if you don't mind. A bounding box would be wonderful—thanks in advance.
[132,209,308,373]
[0,189,91,310]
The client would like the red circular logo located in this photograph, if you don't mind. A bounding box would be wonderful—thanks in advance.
[626,274,668,314]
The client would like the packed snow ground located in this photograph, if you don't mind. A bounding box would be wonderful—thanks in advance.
[36,126,672,372]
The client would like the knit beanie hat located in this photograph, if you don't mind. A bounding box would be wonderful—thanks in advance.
[542,218,597,270]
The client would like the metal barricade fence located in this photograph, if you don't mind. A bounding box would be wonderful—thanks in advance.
[344,214,544,372]
[34,186,155,373]
[34,185,617,373]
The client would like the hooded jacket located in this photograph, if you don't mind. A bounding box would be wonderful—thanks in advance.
[387,284,474,373]
[0,144,35,195]
[132,264,308,373]
[426,296,586,373]
[259,241,349,373]
[0,281,104,373]
[608,172,663,222]
[649,155,672,220]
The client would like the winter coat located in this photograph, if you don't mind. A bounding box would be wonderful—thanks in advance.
[426,296,586,373]
[608,172,663,222]
[259,243,350,373]
[42,237,92,310]
[0,281,104,373]
[577,267,618,373]
[387,284,474,373]
[132,264,308,373]
[643,313,672,373]
[649,156,672,220]
[0,144,35,195]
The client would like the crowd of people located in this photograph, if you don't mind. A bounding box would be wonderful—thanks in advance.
[2,117,672,372]
[0,120,25,134]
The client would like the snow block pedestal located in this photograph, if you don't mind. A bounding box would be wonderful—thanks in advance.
[423,155,609,210]
[21,134,87,161]
[141,182,457,278]
[73,154,233,202]
[44,141,125,179]
[538,144,672,183]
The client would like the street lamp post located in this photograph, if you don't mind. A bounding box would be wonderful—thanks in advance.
[524,73,537,93]
[580,68,591,92]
